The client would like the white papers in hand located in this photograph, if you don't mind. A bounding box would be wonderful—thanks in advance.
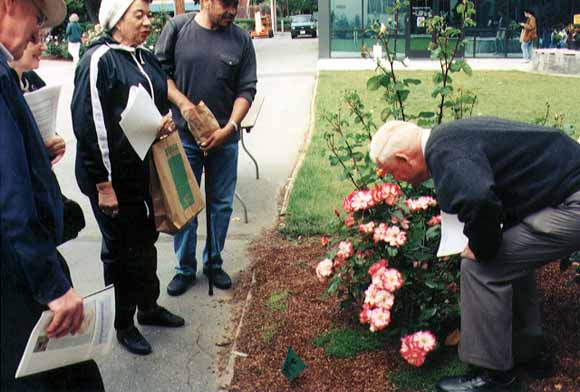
[437,212,469,257]
[119,84,162,160]
[15,285,115,379]
[23,85,61,142]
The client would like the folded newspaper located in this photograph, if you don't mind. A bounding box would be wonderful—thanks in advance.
[15,285,115,379]
[23,84,61,142]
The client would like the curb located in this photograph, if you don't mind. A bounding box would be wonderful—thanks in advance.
[219,71,320,390]
[279,72,320,220]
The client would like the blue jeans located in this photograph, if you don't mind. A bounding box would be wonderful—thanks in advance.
[521,41,533,60]
[174,130,238,275]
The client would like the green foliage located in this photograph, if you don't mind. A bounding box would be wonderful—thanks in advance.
[267,290,290,312]
[313,328,389,358]
[235,18,255,32]
[44,36,71,59]
[145,13,171,50]
[390,349,468,391]
[318,1,478,343]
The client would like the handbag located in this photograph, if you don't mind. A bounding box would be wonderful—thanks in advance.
[60,194,85,244]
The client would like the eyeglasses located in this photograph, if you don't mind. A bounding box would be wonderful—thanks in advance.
[30,0,48,27]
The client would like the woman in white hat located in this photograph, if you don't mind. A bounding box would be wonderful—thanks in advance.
[71,0,184,356]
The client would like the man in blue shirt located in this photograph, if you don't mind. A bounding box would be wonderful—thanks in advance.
[1,0,103,389]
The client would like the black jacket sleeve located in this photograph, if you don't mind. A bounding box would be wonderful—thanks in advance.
[434,157,504,262]
[71,51,114,187]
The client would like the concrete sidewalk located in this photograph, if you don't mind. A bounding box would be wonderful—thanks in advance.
[39,33,318,392]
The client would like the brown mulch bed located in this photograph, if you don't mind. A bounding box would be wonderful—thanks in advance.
[229,230,579,391]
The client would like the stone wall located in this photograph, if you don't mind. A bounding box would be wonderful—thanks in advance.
[532,49,580,76]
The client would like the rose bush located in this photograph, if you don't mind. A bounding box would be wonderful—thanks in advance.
[316,0,476,366]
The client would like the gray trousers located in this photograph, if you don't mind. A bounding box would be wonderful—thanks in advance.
[459,190,580,370]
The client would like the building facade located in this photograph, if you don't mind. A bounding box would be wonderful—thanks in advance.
[318,0,580,58]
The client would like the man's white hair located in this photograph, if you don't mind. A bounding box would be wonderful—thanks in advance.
[369,120,422,165]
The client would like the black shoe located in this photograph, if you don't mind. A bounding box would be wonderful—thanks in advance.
[436,368,518,391]
[203,268,232,289]
[520,350,554,379]
[167,273,196,296]
[137,305,185,327]
[116,326,152,355]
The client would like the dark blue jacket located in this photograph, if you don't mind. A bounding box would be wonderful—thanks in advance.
[0,52,70,305]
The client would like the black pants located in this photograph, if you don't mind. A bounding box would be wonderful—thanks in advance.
[1,253,105,391]
[89,195,160,330]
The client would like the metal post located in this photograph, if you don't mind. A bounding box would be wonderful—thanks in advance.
[203,152,214,296]
[174,0,185,15]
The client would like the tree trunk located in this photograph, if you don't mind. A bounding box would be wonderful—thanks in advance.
[84,0,100,23]
[174,0,186,15]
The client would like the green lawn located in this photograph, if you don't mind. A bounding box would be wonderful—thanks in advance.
[281,70,580,237]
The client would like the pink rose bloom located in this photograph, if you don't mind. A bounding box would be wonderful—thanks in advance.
[385,226,407,247]
[373,289,395,309]
[368,259,388,276]
[333,256,346,268]
[342,192,355,214]
[401,348,427,367]
[373,223,389,243]
[358,221,376,235]
[315,258,333,283]
[372,183,402,205]
[350,190,375,211]
[412,331,437,352]
[405,196,437,213]
[345,215,356,227]
[369,308,391,332]
[374,268,404,292]
[336,240,354,259]
[320,235,329,246]
[391,215,410,230]
[412,260,421,269]
[427,214,442,226]
[359,303,371,324]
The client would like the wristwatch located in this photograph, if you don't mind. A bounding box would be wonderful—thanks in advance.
[229,120,239,133]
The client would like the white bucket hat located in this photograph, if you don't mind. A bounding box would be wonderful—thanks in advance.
[33,0,67,28]
[99,0,135,31]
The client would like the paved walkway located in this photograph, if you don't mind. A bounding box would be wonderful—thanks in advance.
[39,32,318,392]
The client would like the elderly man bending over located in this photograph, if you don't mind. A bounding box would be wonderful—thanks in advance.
[370,117,580,392]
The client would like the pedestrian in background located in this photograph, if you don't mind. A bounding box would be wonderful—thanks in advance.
[1,0,104,389]
[155,0,257,295]
[66,12,82,65]
[71,0,184,356]
[520,9,537,62]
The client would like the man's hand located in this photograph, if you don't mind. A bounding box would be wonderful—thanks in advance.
[96,181,119,217]
[45,135,66,165]
[46,288,84,338]
[200,127,232,152]
[157,114,176,139]
[461,246,476,261]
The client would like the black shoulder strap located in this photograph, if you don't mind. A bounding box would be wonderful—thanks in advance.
[172,12,196,35]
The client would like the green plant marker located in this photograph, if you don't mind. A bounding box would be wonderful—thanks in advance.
[281,347,306,382]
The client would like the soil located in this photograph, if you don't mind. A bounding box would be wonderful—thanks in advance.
[228,230,579,391]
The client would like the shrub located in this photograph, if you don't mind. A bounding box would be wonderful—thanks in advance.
[316,0,477,367]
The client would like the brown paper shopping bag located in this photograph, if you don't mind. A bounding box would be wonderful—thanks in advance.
[150,132,204,234]
[181,100,220,144]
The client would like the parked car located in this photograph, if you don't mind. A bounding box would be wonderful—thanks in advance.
[291,14,317,39]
